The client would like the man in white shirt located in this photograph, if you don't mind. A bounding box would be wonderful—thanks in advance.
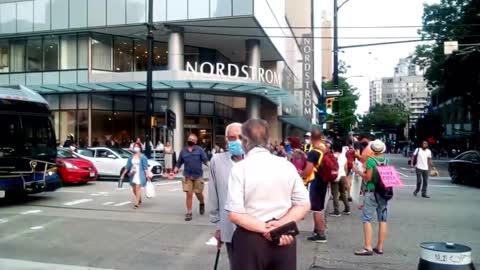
[208,123,243,269]
[411,141,433,198]
[330,141,350,217]
[225,119,310,270]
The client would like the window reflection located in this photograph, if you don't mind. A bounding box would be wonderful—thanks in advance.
[92,34,112,71]
[10,40,26,72]
[134,40,148,71]
[60,35,77,70]
[153,42,168,70]
[27,38,43,72]
[114,37,133,72]
[44,36,59,71]
[0,40,9,73]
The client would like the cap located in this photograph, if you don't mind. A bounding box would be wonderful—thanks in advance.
[370,139,386,153]
[305,132,311,137]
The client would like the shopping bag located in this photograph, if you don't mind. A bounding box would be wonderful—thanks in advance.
[146,181,156,198]
[430,167,439,177]
[350,173,362,204]
[118,177,124,188]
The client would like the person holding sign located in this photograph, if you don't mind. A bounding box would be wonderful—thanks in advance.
[352,140,389,256]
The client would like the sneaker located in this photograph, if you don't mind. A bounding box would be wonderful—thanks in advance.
[199,203,205,215]
[307,233,327,243]
[342,210,351,215]
[413,191,418,197]
[422,194,431,198]
[185,213,193,221]
[329,212,341,217]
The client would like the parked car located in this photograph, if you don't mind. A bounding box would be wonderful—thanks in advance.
[75,147,162,179]
[448,150,480,186]
[57,148,97,184]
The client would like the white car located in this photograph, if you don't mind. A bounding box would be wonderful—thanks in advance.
[75,147,163,179]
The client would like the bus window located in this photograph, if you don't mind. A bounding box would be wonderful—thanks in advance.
[0,115,21,158]
[22,115,56,159]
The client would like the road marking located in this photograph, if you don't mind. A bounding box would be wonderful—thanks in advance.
[56,190,86,194]
[397,171,410,178]
[63,199,93,206]
[155,181,180,186]
[168,188,181,192]
[114,201,131,206]
[205,237,218,246]
[0,219,8,224]
[21,210,42,215]
[91,192,109,196]
[30,226,44,230]
[404,184,456,188]
[0,258,115,270]
[102,202,114,206]
[400,167,410,171]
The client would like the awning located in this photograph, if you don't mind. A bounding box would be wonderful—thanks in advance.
[29,80,296,106]
[279,115,313,132]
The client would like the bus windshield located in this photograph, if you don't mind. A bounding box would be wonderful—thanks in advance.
[0,114,56,160]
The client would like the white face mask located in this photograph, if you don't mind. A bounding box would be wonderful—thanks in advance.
[305,139,311,144]
[133,147,141,153]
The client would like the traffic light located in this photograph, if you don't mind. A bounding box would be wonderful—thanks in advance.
[326,98,334,111]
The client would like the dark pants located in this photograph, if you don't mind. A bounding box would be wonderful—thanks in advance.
[331,177,350,213]
[226,243,233,270]
[415,168,429,195]
[231,226,296,270]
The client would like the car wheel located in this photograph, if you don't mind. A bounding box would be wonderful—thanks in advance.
[449,167,459,184]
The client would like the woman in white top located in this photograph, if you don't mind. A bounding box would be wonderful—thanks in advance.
[121,143,152,209]
[163,141,174,174]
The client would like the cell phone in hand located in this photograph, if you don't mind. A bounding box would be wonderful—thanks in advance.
[269,221,299,245]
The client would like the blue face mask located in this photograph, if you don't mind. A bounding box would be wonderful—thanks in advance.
[228,140,244,156]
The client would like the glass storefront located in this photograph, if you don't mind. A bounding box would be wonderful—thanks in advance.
[43,92,246,150]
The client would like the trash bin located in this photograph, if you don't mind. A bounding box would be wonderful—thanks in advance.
[418,242,475,270]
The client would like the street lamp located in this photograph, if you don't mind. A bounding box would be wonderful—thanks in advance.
[332,0,353,94]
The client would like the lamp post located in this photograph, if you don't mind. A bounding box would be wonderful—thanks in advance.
[333,0,352,91]
[144,0,154,159]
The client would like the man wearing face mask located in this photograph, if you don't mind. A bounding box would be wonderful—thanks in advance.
[303,132,313,153]
[208,123,243,268]
[173,134,209,221]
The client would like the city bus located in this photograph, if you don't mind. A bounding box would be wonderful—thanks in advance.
[0,86,61,199]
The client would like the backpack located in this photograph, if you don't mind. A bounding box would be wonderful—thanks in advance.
[319,151,339,183]
[372,158,394,201]
[291,151,307,173]
[346,148,355,171]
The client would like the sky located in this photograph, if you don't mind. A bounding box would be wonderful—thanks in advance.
[315,0,439,114]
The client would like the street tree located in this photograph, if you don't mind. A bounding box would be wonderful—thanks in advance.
[322,76,359,135]
[360,104,409,139]
[413,0,480,147]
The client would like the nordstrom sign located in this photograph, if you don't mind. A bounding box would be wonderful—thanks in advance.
[186,62,280,86]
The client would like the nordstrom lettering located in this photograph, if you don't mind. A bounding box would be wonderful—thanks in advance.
[301,34,313,119]
[186,62,280,86]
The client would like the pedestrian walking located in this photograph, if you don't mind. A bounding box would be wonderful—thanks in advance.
[411,141,433,198]
[120,143,152,209]
[163,141,174,175]
[173,134,209,221]
[353,140,389,256]
[63,133,74,148]
[208,122,243,269]
[225,119,310,270]
[301,128,329,243]
[330,141,350,217]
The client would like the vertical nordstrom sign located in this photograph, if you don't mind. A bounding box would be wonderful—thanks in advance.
[302,34,313,119]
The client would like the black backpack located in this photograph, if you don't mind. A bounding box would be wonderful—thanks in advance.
[372,158,394,201]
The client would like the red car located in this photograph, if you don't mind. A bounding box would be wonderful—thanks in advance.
[57,148,97,184]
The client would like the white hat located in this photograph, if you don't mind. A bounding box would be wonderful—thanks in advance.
[370,139,386,153]
[305,132,311,137]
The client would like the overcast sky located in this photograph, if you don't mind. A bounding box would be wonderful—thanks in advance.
[315,0,439,114]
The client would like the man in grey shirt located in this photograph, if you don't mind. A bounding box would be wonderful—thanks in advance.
[208,122,243,268]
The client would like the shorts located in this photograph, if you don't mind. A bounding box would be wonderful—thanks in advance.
[182,177,204,193]
[309,178,330,213]
[362,192,388,223]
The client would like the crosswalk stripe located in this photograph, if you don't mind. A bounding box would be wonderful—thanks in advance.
[21,210,42,215]
[114,201,131,206]
[0,258,115,270]
[102,202,114,206]
[63,199,93,206]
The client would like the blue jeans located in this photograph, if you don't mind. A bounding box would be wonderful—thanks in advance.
[362,192,388,223]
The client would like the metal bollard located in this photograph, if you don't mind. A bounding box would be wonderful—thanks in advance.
[418,242,475,270]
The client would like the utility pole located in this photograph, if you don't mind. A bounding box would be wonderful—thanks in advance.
[144,0,154,159]
[333,0,339,90]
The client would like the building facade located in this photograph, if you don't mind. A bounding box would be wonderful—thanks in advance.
[376,57,430,124]
[369,79,382,107]
[0,0,319,152]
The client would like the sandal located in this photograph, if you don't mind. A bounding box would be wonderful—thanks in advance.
[133,205,139,209]
[373,248,384,255]
[354,248,373,256]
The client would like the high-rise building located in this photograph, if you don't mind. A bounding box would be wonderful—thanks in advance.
[321,11,333,82]
[375,57,430,123]
[0,0,320,150]
[369,79,382,107]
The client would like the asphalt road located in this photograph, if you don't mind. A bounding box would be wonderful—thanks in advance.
[0,154,478,270]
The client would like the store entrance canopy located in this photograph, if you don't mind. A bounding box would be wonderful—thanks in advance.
[30,80,296,106]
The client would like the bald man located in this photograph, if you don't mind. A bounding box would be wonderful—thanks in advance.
[173,134,209,221]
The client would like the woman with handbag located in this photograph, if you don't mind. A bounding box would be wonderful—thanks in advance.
[121,143,152,209]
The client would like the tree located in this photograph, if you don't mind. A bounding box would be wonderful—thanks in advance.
[413,0,480,147]
[322,76,359,134]
[360,104,409,139]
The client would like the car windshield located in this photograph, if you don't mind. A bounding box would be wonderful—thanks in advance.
[57,149,77,159]
[110,148,132,159]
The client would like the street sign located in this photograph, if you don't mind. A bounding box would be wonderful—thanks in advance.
[166,109,176,130]
[325,89,343,97]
